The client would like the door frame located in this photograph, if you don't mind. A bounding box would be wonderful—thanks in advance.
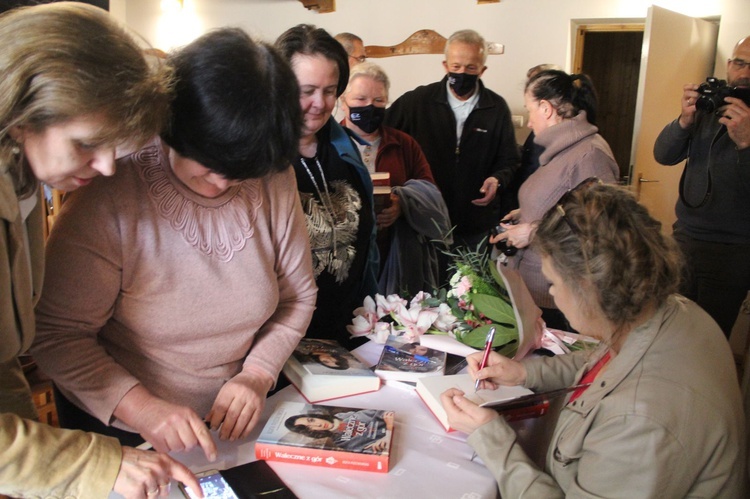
[571,22,645,182]
[572,23,645,75]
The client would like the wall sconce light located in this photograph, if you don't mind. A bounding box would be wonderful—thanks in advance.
[161,0,183,13]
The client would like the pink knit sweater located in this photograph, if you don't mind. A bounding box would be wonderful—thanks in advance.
[515,114,619,309]
[33,139,317,429]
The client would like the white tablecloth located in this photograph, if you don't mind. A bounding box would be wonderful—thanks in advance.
[118,341,498,499]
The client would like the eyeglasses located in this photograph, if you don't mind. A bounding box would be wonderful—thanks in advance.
[729,58,750,70]
[349,54,367,63]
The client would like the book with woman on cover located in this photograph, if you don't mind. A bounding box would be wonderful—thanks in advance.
[282,338,380,403]
[374,334,447,382]
[255,401,394,473]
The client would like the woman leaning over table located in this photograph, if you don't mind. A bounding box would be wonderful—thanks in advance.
[32,28,316,464]
[444,183,746,497]
[276,25,378,348]
[491,70,618,331]
[340,62,451,297]
[0,3,202,498]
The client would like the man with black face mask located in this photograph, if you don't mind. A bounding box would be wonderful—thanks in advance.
[385,29,520,254]
[654,35,750,338]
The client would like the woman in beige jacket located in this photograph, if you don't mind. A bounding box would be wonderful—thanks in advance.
[444,184,746,497]
[0,3,200,498]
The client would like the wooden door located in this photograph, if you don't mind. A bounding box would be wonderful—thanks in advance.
[575,25,644,181]
[630,6,718,233]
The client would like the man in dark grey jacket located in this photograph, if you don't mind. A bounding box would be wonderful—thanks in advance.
[653,34,750,337]
[384,29,519,251]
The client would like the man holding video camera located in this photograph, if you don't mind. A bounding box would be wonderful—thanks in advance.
[654,35,750,338]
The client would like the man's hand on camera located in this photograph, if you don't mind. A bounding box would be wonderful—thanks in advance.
[719,96,750,149]
[678,83,700,129]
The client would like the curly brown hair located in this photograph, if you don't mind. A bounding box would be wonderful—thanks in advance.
[533,183,683,329]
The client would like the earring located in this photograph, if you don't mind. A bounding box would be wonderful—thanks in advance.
[11,144,20,155]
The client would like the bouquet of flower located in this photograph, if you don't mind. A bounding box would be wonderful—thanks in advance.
[347,245,523,356]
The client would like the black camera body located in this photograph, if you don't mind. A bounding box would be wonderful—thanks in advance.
[490,219,518,256]
[696,77,750,113]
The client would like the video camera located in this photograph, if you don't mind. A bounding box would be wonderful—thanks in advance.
[696,77,750,113]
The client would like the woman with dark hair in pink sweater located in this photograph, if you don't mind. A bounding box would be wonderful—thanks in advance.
[33,28,317,464]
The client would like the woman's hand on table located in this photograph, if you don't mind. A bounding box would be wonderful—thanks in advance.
[114,446,203,499]
[376,193,401,229]
[115,385,217,462]
[467,351,527,390]
[440,388,499,434]
[206,370,273,442]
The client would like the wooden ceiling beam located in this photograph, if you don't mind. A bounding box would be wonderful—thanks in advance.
[298,0,335,13]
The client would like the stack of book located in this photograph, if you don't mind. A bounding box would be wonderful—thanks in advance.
[370,171,391,215]
[282,339,381,403]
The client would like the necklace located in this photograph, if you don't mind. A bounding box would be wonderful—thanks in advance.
[299,156,337,258]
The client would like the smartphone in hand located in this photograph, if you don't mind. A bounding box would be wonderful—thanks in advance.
[179,469,240,499]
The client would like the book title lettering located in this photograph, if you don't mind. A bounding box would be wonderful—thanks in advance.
[340,417,369,442]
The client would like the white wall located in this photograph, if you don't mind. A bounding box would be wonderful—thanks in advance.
[122,0,747,121]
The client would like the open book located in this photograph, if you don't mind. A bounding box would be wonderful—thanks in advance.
[416,374,532,432]
[417,373,589,432]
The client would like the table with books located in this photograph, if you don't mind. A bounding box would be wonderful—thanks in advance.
[151,260,581,499]
[157,339,514,499]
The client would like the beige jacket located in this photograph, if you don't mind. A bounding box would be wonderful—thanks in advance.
[468,296,746,498]
[0,413,121,498]
[0,168,43,418]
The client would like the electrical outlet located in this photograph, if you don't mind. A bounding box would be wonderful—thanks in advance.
[511,115,524,128]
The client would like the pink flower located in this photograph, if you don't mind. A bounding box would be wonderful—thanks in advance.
[347,314,375,337]
[372,322,393,343]
[409,291,432,308]
[394,302,438,342]
[376,293,407,317]
[352,295,378,323]
[456,276,472,298]
[433,303,458,332]
[348,296,380,338]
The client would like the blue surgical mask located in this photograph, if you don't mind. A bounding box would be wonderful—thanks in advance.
[448,72,478,97]
[348,105,385,134]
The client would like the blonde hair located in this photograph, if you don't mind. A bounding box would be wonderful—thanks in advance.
[0,2,172,195]
[534,184,682,329]
[343,62,391,100]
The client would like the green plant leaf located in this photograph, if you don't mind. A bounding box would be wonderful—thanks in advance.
[472,293,517,327]
[459,323,518,349]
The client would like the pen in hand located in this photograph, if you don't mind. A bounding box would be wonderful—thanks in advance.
[474,326,496,392]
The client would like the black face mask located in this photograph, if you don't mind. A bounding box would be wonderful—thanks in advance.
[448,72,478,97]
[348,104,385,134]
